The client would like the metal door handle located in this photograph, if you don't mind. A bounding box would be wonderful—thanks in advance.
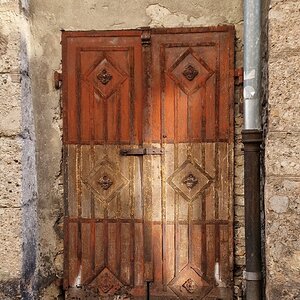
[120,148,164,156]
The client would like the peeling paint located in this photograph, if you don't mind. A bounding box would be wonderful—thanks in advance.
[243,85,256,99]
[74,265,82,287]
[214,262,226,288]
[146,4,227,27]
[244,69,256,80]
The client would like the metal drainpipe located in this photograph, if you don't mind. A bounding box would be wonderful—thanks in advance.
[243,0,263,299]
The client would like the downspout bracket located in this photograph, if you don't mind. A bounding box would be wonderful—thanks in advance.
[245,271,263,281]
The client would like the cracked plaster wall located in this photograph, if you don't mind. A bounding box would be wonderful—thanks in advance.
[1,0,246,299]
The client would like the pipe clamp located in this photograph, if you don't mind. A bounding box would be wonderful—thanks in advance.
[245,271,262,281]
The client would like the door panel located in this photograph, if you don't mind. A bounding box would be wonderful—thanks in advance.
[63,33,143,144]
[63,27,234,299]
[146,31,234,299]
[65,145,144,296]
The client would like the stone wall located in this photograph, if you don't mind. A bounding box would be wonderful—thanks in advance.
[0,1,23,298]
[265,0,300,299]
[2,1,300,299]
[0,0,38,299]
[0,0,246,299]
[28,1,245,299]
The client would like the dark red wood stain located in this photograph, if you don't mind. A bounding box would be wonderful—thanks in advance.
[63,27,234,299]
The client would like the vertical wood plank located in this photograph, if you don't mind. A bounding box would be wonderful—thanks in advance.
[152,224,162,284]
[190,89,202,141]
[134,223,144,286]
[206,224,216,278]
[95,222,105,269]
[94,95,105,143]
[220,225,229,283]
[68,222,78,286]
[81,222,91,283]
[134,157,143,219]
[219,143,229,220]
[152,153,162,222]
[219,33,231,140]
[65,42,77,143]
[205,185,215,220]
[120,79,130,144]
[120,223,131,285]
[108,222,117,275]
[67,145,78,218]
[177,89,188,142]
[142,154,153,281]
[107,93,118,143]
[178,224,189,271]
[165,225,175,284]
[81,146,91,218]
[192,224,202,268]
[165,80,175,142]
[80,81,91,143]
[205,75,216,140]
[133,46,143,145]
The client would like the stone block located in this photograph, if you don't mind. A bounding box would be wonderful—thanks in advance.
[268,55,300,132]
[266,0,300,298]
[235,256,245,266]
[0,0,20,13]
[235,245,245,257]
[234,205,244,217]
[265,132,300,176]
[269,0,300,55]
[0,138,22,208]
[265,177,300,215]
[268,0,300,132]
[0,208,22,279]
[0,74,21,136]
[0,11,21,73]
[235,196,244,206]
[265,177,300,292]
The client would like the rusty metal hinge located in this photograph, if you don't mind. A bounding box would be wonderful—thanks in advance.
[235,67,243,85]
[141,28,151,46]
[120,147,163,156]
[54,71,62,89]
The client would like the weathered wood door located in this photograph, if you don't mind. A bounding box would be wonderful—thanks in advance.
[62,27,234,300]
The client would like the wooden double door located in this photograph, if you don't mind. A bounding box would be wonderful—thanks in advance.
[62,27,234,299]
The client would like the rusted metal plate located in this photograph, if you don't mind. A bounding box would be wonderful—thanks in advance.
[62,27,234,299]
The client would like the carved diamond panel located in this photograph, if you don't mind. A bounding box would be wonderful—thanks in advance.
[83,159,129,203]
[89,268,123,296]
[168,159,212,202]
[168,48,214,95]
[86,57,127,99]
[168,265,212,300]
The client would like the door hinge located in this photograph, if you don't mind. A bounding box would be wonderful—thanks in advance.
[120,147,164,156]
[235,67,243,85]
[141,28,151,46]
[54,71,62,89]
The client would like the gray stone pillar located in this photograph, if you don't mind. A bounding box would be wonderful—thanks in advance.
[265,0,300,298]
[0,1,37,298]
